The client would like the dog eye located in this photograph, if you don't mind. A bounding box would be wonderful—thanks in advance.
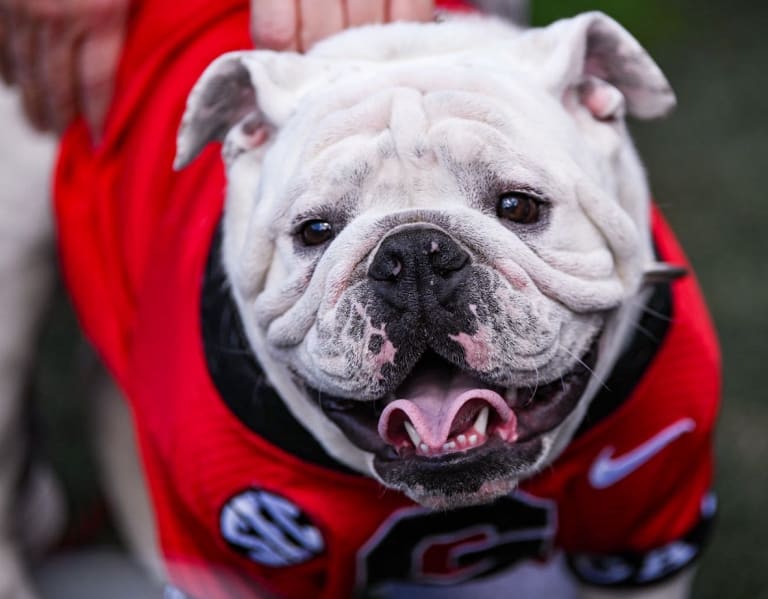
[300,220,334,246]
[496,192,541,225]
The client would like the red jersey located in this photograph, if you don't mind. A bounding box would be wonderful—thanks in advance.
[53,2,720,598]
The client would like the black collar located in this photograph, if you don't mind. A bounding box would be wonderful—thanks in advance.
[200,226,673,473]
[200,226,357,473]
[573,270,673,437]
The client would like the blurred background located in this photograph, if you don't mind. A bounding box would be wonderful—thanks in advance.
[4,0,765,597]
[529,2,767,597]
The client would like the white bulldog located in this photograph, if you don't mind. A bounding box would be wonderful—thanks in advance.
[168,12,708,597]
[169,13,710,598]
[176,11,674,507]
[0,7,714,599]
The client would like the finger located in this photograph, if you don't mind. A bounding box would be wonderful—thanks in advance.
[0,0,37,86]
[77,19,125,140]
[12,15,49,129]
[251,0,298,51]
[0,10,15,84]
[387,0,434,23]
[38,21,78,132]
[345,0,386,26]
[298,0,344,51]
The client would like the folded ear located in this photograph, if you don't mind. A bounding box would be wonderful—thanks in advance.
[174,51,328,169]
[539,11,676,121]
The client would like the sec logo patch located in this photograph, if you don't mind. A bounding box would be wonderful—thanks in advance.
[220,488,325,567]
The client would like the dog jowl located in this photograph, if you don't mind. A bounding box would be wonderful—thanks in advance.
[175,12,675,509]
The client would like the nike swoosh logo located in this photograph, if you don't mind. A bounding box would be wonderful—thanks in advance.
[589,418,696,489]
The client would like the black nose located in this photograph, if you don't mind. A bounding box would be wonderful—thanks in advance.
[367,227,470,310]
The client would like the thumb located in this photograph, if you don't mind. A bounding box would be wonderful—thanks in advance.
[388,0,435,22]
[77,14,126,142]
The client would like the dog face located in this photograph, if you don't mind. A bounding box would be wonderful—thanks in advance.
[176,12,674,509]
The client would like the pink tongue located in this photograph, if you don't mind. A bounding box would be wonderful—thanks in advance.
[377,366,513,449]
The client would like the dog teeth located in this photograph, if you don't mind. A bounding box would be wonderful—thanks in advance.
[475,406,489,436]
[404,421,421,448]
[404,412,492,456]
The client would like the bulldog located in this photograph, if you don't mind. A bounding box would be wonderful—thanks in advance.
[177,10,669,502]
[50,6,719,599]
[176,14,674,508]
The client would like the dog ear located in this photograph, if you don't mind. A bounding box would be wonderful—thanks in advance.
[539,11,676,121]
[174,51,325,169]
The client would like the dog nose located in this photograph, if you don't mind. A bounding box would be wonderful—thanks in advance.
[368,227,470,309]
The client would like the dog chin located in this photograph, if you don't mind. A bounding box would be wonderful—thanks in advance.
[406,477,521,511]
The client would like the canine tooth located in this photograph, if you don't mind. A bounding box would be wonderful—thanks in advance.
[457,434,467,444]
[475,406,489,436]
[419,443,429,453]
[404,421,421,447]
[469,434,478,445]
[443,441,456,451]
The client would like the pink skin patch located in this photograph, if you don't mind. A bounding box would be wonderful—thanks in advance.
[371,335,397,381]
[246,126,268,147]
[449,330,491,372]
[579,78,625,121]
[448,305,492,372]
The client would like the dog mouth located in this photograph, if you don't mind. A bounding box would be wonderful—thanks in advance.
[377,358,519,457]
[316,339,599,465]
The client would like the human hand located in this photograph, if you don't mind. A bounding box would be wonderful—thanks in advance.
[251,0,435,52]
[0,0,130,138]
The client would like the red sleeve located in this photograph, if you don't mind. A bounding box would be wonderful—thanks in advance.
[53,0,478,392]
[553,209,720,587]
[565,428,716,587]
[54,0,252,391]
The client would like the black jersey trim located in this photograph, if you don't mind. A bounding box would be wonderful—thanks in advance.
[200,225,356,474]
[574,246,674,438]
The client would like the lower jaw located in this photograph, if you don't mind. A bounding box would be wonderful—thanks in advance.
[409,478,522,511]
[316,337,600,507]
[372,435,547,509]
